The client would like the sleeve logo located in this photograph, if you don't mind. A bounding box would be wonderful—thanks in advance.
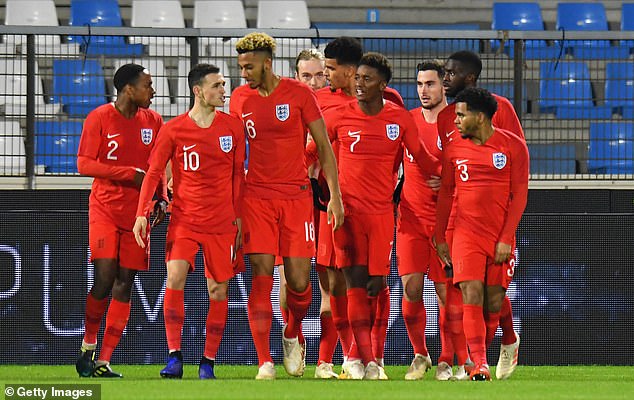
[437,135,443,151]
[219,135,233,153]
[492,152,507,169]
[386,124,400,140]
[140,128,153,145]
[275,104,290,121]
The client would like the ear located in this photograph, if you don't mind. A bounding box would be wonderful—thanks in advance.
[465,72,477,86]
[380,80,388,91]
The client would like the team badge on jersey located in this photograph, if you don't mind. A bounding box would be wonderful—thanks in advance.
[386,124,400,140]
[437,135,443,150]
[219,135,233,153]
[276,104,290,121]
[492,152,507,169]
[140,128,153,145]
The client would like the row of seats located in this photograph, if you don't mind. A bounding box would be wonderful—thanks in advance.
[3,121,632,176]
[492,2,634,59]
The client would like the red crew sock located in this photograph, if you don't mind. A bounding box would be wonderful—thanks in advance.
[204,298,228,360]
[284,283,311,340]
[317,312,338,364]
[463,304,487,366]
[485,311,501,349]
[163,288,185,352]
[500,296,517,345]
[371,286,390,361]
[347,288,374,365]
[402,298,428,356]
[98,299,130,362]
[446,283,469,365]
[330,294,353,358]
[437,305,455,365]
[83,292,108,345]
[248,275,274,365]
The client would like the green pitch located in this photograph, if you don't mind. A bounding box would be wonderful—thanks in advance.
[2,365,633,400]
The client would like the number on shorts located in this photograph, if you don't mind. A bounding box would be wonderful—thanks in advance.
[304,221,315,242]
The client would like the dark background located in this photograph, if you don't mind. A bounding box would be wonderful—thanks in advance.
[1,190,633,365]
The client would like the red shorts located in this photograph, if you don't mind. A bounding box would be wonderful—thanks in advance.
[396,219,444,282]
[333,212,393,276]
[451,228,515,289]
[242,196,315,258]
[89,221,149,271]
[316,210,336,269]
[166,224,237,283]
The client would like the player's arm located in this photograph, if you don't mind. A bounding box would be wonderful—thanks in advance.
[76,113,144,184]
[307,117,344,230]
[231,123,247,258]
[495,138,530,263]
[402,116,441,177]
[133,130,175,248]
[496,98,525,141]
[434,147,455,266]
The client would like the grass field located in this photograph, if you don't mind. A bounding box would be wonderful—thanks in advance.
[2,365,634,400]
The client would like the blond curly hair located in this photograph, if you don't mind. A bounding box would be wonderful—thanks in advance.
[236,32,277,55]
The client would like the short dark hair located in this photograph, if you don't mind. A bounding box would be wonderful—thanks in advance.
[358,52,392,83]
[188,63,221,93]
[324,36,363,66]
[113,63,146,92]
[416,59,445,79]
[447,50,482,80]
[454,87,498,119]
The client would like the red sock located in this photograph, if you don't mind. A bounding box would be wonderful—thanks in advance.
[446,283,469,365]
[368,295,378,328]
[99,299,130,362]
[500,296,516,345]
[371,286,390,361]
[83,292,108,345]
[204,298,228,359]
[485,311,501,349]
[318,312,338,364]
[280,305,289,324]
[163,288,185,352]
[402,298,428,356]
[347,288,374,365]
[437,305,454,365]
[248,275,274,365]
[285,283,311,340]
[463,304,487,366]
[330,294,353,358]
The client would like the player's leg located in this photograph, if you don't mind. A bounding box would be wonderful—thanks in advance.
[160,259,190,379]
[200,276,229,380]
[371,276,389,376]
[433,280,455,381]
[315,266,339,378]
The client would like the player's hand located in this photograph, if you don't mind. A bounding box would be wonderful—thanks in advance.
[133,168,146,188]
[494,242,512,264]
[167,177,174,194]
[327,195,344,231]
[232,218,242,262]
[427,175,441,192]
[152,200,168,227]
[435,241,452,266]
[133,216,149,248]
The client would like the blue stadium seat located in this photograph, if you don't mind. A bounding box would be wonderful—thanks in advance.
[491,2,558,59]
[52,60,107,117]
[539,61,593,113]
[556,3,629,59]
[528,143,576,174]
[312,22,480,53]
[621,3,634,52]
[68,0,143,56]
[587,122,634,174]
[605,62,634,115]
[35,121,83,173]
[389,82,418,110]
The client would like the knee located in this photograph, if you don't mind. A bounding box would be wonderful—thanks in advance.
[402,280,421,302]
[287,276,309,293]
[166,271,187,290]
[208,283,228,302]
[111,279,134,302]
[366,279,383,297]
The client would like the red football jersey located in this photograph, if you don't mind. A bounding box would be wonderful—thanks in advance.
[136,111,246,234]
[77,103,163,230]
[315,86,405,113]
[325,101,440,214]
[436,127,529,245]
[399,107,444,226]
[237,78,323,199]
[228,84,257,118]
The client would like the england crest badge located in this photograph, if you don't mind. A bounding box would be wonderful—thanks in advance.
[386,124,400,140]
[140,128,153,145]
[492,152,507,169]
[276,104,290,121]
[219,135,233,153]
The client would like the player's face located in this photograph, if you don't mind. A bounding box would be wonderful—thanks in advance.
[443,59,469,98]
[454,102,479,138]
[238,51,269,89]
[296,59,326,91]
[416,69,444,110]
[130,72,155,109]
[355,64,385,103]
[325,58,354,90]
[196,73,227,108]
